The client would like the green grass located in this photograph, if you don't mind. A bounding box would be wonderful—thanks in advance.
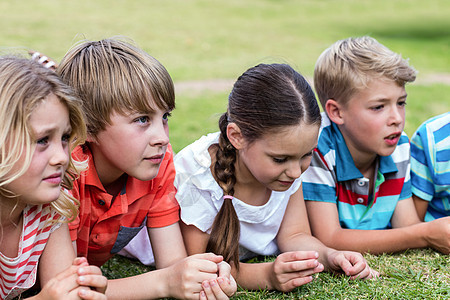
[102,249,449,299]
[0,0,449,80]
[3,1,449,298]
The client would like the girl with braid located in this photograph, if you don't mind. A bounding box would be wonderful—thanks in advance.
[175,63,378,292]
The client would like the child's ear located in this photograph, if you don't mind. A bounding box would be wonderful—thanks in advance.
[226,123,245,150]
[325,99,344,125]
[86,134,97,143]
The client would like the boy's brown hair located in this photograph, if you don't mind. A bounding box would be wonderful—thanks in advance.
[314,36,417,109]
[57,37,175,138]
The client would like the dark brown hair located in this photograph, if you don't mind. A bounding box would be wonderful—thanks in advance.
[206,63,321,269]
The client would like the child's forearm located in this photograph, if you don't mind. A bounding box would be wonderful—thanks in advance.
[235,261,276,290]
[319,224,432,254]
[106,270,168,300]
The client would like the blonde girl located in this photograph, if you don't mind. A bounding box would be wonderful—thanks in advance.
[0,56,107,299]
[176,63,379,292]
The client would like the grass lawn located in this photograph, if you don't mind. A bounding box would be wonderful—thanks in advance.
[102,249,449,299]
[2,0,449,299]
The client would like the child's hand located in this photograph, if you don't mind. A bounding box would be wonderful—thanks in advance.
[326,250,379,280]
[199,261,237,299]
[425,216,450,254]
[269,251,324,292]
[37,264,104,300]
[163,253,223,300]
[74,258,108,297]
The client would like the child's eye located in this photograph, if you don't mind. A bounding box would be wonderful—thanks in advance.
[135,116,150,124]
[163,112,172,121]
[371,105,383,111]
[62,133,71,143]
[36,136,49,146]
[273,157,287,164]
[303,151,314,158]
[398,101,407,107]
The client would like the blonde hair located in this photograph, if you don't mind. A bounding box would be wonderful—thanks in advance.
[314,36,417,109]
[0,56,87,222]
[57,37,175,138]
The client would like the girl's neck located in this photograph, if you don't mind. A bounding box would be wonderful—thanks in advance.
[0,198,26,227]
[0,200,25,258]
[232,155,272,206]
[209,144,271,207]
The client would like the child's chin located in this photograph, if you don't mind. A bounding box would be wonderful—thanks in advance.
[134,171,159,181]
[378,148,397,157]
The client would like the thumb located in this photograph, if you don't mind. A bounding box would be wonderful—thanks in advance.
[336,257,353,275]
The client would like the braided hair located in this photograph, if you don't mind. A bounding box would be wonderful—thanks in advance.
[207,63,321,269]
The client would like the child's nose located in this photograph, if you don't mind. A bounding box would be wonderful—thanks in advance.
[389,107,404,125]
[150,122,169,147]
[51,143,69,167]
[286,161,302,179]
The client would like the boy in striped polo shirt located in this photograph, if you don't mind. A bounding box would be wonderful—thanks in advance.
[302,36,450,254]
[411,112,450,221]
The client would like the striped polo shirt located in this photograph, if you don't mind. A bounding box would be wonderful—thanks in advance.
[411,112,450,221]
[302,114,411,230]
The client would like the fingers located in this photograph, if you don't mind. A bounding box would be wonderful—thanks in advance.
[217,276,237,297]
[216,261,231,278]
[77,266,108,294]
[40,267,81,299]
[192,252,224,264]
[278,251,319,263]
[200,278,230,300]
[78,287,108,300]
[274,253,323,276]
[283,275,315,291]
[271,252,324,292]
[73,257,89,266]
[337,252,379,280]
[186,254,222,274]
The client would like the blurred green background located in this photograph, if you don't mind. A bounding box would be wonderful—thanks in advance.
[1,0,449,152]
[5,2,449,298]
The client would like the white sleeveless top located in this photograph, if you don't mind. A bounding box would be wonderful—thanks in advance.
[174,132,302,260]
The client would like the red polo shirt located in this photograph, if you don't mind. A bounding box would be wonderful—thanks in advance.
[69,143,179,266]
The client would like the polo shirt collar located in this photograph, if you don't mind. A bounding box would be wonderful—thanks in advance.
[330,122,398,181]
[82,145,108,192]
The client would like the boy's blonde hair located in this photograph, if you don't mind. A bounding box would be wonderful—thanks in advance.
[314,36,417,109]
[57,37,175,138]
[0,56,86,222]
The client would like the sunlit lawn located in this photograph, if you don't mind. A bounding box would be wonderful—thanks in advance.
[4,0,449,298]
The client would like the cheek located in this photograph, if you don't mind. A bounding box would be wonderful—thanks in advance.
[164,124,170,136]
[301,158,313,173]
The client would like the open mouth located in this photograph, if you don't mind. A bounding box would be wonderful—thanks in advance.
[384,133,400,146]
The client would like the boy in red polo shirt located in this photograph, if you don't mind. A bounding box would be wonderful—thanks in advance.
[57,38,236,299]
